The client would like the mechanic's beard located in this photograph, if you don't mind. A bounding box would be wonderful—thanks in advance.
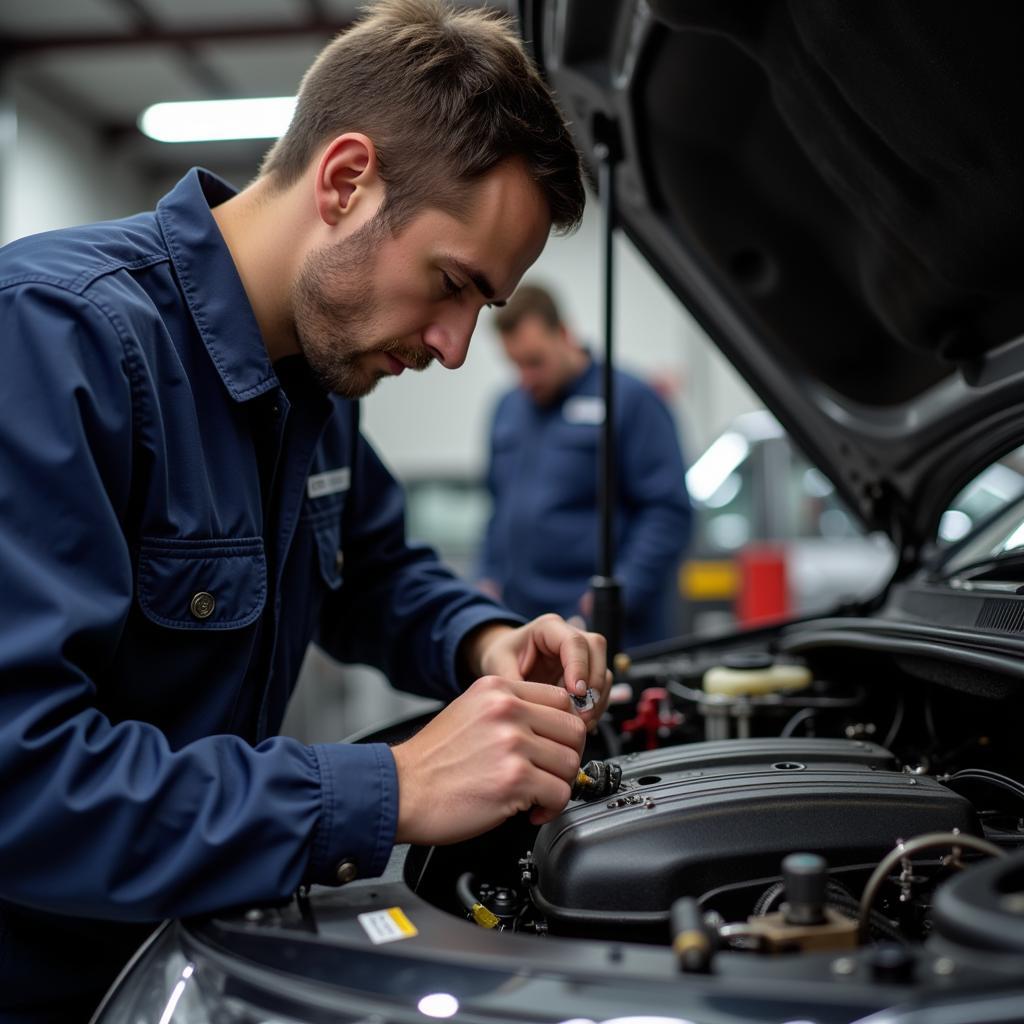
[292,220,430,399]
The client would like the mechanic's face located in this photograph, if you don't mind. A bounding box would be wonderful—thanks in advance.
[500,315,576,406]
[293,161,550,399]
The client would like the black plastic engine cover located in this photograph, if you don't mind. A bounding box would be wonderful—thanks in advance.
[532,739,978,933]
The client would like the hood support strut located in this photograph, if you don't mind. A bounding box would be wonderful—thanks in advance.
[590,130,623,666]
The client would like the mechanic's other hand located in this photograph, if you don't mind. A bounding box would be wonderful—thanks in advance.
[391,676,586,845]
[470,615,611,731]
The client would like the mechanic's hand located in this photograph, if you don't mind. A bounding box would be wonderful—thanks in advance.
[390,675,586,844]
[465,614,612,732]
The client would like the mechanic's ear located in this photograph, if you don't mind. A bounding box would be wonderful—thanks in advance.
[314,133,384,226]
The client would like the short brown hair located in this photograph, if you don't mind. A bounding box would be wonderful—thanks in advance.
[493,282,563,334]
[260,0,584,234]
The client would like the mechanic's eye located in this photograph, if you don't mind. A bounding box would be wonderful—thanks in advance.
[441,271,464,299]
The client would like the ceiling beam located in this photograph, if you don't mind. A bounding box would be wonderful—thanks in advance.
[0,20,352,59]
[104,0,235,97]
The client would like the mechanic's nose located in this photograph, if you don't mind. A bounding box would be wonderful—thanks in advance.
[423,311,477,369]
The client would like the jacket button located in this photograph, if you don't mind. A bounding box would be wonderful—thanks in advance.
[190,592,216,620]
[335,859,358,884]
[335,550,344,572]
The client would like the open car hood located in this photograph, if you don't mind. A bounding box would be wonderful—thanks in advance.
[519,0,1024,564]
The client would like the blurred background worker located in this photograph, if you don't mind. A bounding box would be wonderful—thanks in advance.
[477,283,692,648]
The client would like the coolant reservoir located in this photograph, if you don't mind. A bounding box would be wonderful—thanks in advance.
[702,653,812,697]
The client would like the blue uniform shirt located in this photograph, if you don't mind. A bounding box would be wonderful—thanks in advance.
[0,169,515,1020]
[479,359,692,647]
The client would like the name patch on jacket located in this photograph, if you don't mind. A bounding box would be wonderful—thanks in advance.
[563,396,605,425]
[307,467,351,499]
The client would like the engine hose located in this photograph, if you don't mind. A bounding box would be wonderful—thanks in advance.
[779,708,816,739]
[752,881,785,917]
[858,832,1005,941]
[824,882,904,944]
[944,768,1024,808]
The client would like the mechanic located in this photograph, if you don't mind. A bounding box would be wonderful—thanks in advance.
[477,283,693,647]
[0,3,608,1020]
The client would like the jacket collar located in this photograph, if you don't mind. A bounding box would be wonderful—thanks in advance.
[157,168,278,402]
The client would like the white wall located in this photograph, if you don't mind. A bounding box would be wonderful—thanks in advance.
[360,190,760,480]
[0,78,146,244]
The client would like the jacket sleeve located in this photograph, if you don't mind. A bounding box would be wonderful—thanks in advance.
[615,385,693,614]
[319,410,522,698]
[0,282,395,922]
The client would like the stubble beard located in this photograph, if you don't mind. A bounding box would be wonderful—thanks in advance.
[292,218,432,399]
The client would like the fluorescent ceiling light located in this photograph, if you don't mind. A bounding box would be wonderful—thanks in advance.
[138,96,297,143]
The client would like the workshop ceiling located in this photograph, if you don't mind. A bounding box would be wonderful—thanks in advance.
[0,0,510,179]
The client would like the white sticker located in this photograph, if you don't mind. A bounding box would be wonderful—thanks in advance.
[307,467,351,499]
[358,906,419,944]
[563,395,605,425]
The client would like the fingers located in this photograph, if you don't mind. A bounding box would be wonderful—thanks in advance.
[503,615,610,736]
[391,677,581,846]
[514,727,583,783]
[474,615,610,704]
[477,683,580,820]
[561,630,595,698]
[504,677,575,711]
[519,614,596,696]
[522,699,587,754]
[536,616,607,701]
[470,674,586,757]
[475,677,585,752]
[522,769,572,824]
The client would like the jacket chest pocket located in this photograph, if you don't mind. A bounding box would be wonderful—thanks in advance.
[136,536,267,629]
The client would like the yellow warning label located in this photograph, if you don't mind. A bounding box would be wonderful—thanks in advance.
[387,906,418,936]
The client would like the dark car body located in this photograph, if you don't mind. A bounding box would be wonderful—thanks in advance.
[94,3,1024,1022]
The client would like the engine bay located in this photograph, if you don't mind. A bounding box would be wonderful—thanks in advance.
[406,627,1024,986]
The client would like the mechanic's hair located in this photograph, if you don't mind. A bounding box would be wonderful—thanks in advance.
[493,282,563,334]
[260,0,584,234]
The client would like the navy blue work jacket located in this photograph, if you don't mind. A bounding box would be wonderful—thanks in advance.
[0,169,513,1020]
[479,359,691,647]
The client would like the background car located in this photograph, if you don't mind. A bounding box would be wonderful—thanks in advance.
[680,413,1024,635]
[680,410,897,633]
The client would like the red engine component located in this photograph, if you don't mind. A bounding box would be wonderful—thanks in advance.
[621,687,683,750]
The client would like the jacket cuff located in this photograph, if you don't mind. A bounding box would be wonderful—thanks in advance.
[305,742,398,885]
[445,605,525,690]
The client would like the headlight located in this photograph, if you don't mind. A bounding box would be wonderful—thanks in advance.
[91,923,306,1024]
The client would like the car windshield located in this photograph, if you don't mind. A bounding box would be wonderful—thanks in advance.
[937,492,1024,580]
